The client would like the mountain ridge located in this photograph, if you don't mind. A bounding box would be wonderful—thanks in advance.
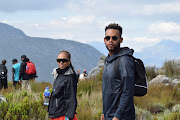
[0,22,103,83]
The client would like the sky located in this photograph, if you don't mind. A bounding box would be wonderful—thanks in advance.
[0,0,180,53]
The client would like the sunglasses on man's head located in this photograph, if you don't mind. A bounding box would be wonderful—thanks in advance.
[104,36,118,41]
[56,59,69,63]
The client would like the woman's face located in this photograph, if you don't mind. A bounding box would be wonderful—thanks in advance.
[57,53,70,69]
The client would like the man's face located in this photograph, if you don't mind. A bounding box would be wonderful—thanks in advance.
[104,29,123,52]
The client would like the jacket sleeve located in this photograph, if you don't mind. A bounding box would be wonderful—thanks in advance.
[12,68,15,82]
[64,77,77,119]
[114,56,135,119]
[19,62,26,80]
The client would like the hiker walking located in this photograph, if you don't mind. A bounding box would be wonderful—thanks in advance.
[0,59,8,90]
[12,59,21,89]
[101,23,135,120]
[48,50,78,120]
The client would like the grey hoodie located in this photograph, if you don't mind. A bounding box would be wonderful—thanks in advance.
[102,47,135,120]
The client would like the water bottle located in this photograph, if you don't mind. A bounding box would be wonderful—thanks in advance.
[44,87,50,105]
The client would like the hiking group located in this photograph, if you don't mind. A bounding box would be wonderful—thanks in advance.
[0,23,147,120]
[0,55,37,91]
[47,23,147,120]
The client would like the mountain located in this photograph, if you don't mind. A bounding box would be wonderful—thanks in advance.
[0,22,103,83]
[88,41,107,55]
[134,40,180,67]
[88,40,180,67]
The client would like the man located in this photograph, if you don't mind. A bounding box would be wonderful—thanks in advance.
[19,55,29,90]
[0,59,8,90]
[102,23,135,120]
[12,59,21,89]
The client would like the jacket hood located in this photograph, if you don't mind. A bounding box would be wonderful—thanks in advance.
[56,66,75,76]
[64,67,75,76]
[106,47,134,62]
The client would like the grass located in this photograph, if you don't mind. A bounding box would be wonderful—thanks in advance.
[0,60,180,120]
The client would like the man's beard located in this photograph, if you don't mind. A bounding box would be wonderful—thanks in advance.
[106,44,120,52]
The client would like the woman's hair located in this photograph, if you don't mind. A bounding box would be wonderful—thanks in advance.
[59,50,78,80]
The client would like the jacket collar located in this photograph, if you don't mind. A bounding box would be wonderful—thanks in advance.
[106,47,134,62]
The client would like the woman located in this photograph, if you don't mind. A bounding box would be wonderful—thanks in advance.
[48,50,78,120]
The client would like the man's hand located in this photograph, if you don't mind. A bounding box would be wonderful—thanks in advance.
[101,114,104,120]
[19,80,21,84]
[112,117,120,120]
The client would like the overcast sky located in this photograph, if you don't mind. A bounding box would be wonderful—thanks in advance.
[1,0,180,52]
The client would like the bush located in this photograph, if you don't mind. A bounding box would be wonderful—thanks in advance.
[1,90,47,120]
[135,106,154,120]
[162,60,180,79]
[146,66,158,81]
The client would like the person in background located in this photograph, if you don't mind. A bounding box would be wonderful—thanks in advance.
[48,50,78,120]
[19,55,29,90]
[25,58,37,93]
[76,70,80,80]
[52,67,58,80]
[12,59,21,89]
[79,69,88,81]
[101,23,135,120]
[0,59,8,90]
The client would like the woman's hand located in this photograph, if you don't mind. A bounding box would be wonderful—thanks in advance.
[101,114,104,120]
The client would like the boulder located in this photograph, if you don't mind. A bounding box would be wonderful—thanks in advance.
[149,75,171,85]
[172,104,180,113]
[171,79,180,86]
[88,56,106,78]
[0,94,8,103]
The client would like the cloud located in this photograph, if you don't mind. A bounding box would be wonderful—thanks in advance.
[148,22,180,42]
[148,22,180,34]
[122,36,161,52]
[2,15,104,43]
[0,0,66,12]
[142,1,180,15]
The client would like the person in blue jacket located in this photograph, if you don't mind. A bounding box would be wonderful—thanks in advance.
[12,59,21,89]
[101,23,135,120]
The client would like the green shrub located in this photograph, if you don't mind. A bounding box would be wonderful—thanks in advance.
[162,60,180,79]
[146,66,158,81]
[149,103,166,114]
[135,106,154,120]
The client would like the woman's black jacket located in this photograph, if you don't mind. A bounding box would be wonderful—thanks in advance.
[48,66,78,119]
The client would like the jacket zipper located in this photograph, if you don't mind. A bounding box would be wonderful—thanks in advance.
[56,99,58,107]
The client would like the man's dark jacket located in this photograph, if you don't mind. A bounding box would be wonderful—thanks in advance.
[19,59,29,80]
[0,64,8,89]
[48,66,78,119]
[102,47,135,120]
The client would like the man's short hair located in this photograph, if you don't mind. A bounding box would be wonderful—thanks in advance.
[105,23,122,36]
[21,55,26,59]
[2,59,6,64]
[12,59,18,63]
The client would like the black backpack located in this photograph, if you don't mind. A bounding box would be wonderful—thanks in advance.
[0,66,6,79]
[114,55,148,97]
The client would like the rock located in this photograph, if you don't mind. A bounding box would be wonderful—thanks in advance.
[88,56,106,78]
[171,79,180,86]
[172,104,180,113]
[0,94,8,103]
[149,75,171,85]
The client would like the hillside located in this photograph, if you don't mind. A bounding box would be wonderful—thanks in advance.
[0,22,103,83]
[134,40,180,67]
